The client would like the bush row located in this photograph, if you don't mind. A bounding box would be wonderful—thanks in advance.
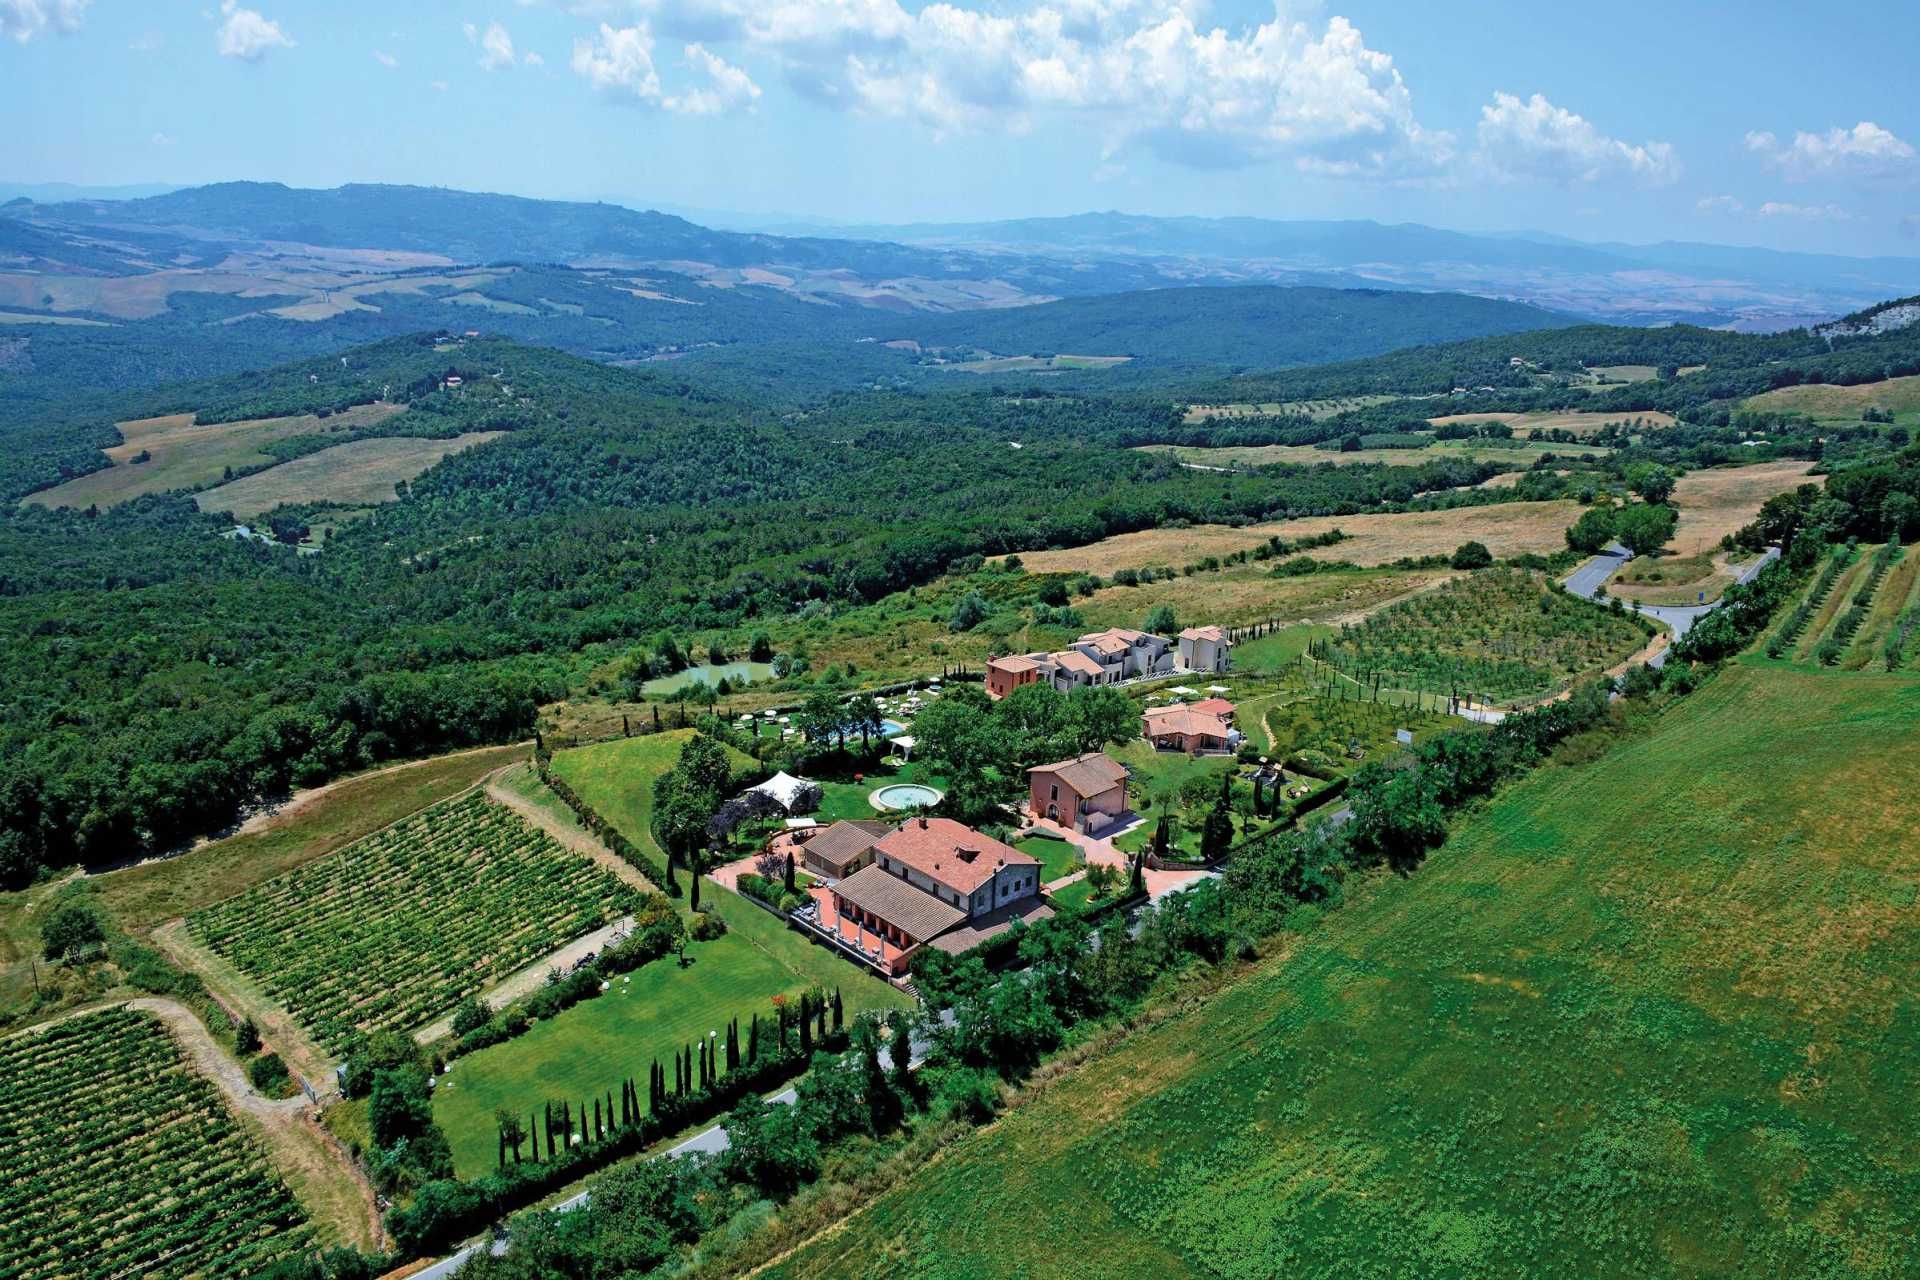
[534,754,678,895]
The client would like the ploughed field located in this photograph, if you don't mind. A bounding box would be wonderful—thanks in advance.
[187,791,638,1052]
[766,661,1920,1279]
[0,1006,313,1279]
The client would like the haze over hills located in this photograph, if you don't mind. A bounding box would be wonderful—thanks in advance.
[757,210,1920,330]
[9,182,1920,334]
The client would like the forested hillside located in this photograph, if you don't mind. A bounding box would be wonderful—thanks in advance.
[897,285,1573,365]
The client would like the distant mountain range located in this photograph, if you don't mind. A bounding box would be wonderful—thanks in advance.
[749,210,1920,330]
[10,181,1919,330]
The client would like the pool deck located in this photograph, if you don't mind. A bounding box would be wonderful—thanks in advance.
[868,784,944,813]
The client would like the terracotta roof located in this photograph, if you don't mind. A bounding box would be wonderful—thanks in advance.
[1051,649,1105,678]
[1079,627,1146,645]
[927,897,1055,955]
[874,817,1037,895]
[1029,751,1128,798]
[989,654,1043,673]
[1142,706,1232,739]
[1180,625,1226,642]
[803,820,890,873]
[833,863,967,941]
[1189,698,1236,717]
[1082,635,1130,656]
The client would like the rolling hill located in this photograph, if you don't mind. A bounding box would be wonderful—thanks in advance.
[896,285,1575,367]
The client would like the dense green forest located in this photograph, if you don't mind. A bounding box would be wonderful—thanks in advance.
[0,336,1513,884]
[893,284,1574,365]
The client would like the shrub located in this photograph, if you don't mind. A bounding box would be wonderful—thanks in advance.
[249,1052,291,1094]
[1450,540,1494,570]
[450,996,492,1039]
[689,911,728,942]
[40,899,106,962]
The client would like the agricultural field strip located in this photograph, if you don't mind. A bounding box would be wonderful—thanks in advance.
[1323,568,1648,704]
[0,1006,313,1280]
[187,792,638,1052]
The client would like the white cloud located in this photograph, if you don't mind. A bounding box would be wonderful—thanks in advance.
[429,79,449,91]
[598,0,1450,176]
[1,0,87,43]
[663,42,760,114]
[572,22,663,101]
[1746,121,1917,183]
[150,131,174,147]
[216,2,292,61]
[1757,200,1852,222]
[523,49,544,66]
[1475,91,1678,186]
[1696,194,1743,215]
[466,20,517,70]
[372,49,397,68]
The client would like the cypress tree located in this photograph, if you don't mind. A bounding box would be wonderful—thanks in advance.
[498,1128,506,1169]
[749,1012,760,1062]
[606,1090,614,1133]
[531,1111,541,1162]
[817,994,829,1041]
[727,1018,739,1071]
[593,1097,602,1141]
[832,988,844,1033]
[799,995,813,1055]
[674,1049,684,1096]
[544,1101,553,1152]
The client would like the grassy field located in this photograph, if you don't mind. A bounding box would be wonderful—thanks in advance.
[1744,373,1920,424]
[1610,550,1740,606]
[21,402,408,510]
[766,661,1920,1278]
[1140,439,1603,469]
[1182,395,1403,423]
[431,889,908,1178]
[1666,461,1820,556]
[1427,409,1676,436]
[550,730,758,866]
[1019,500,1584,578]
[187,791,638,1051]
[0,1006,315,1279]
[193,430,505,519]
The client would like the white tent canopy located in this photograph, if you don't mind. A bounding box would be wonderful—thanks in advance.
[747,771,816,812]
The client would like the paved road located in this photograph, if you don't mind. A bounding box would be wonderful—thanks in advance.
[1562,545,1780,667]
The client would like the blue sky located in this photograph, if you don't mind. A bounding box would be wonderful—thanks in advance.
[5,1,1919,256]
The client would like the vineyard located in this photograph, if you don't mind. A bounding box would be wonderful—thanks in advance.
[189,792,639,1051]
[0,1006,313,1279]
[1318,568,1650,704]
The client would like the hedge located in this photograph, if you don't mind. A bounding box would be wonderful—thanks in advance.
[387,1030,848,1257]
[534,756,678,894]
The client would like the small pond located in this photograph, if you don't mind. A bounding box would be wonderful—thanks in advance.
[642,660,776,696]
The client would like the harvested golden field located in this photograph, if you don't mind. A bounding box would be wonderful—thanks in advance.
[1019,499,1584,577]
[194,431,504,518]
[1141,439,1602,468]
[21,403,408,510]
[1427,409,1676,436]
[1743,374,1920,419]
[1666,460,1819,554]
[1076,564,1454,632]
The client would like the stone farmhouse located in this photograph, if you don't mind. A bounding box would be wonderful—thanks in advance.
[986,625,1230,699]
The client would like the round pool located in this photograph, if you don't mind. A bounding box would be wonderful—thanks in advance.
[870,783,943,812]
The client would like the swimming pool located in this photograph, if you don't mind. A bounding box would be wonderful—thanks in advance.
[870,783,943,811]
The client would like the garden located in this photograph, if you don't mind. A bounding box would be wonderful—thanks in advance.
[0,1006,315,1279]
[429,889,907,1178]
[188,792,641,1052]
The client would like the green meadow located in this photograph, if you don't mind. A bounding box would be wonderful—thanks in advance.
[766,659,1920,1278]
[432,890,907,1179]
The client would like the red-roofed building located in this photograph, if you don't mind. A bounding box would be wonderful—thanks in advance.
[1028,752,1130,833]
[986,653,1044,699]
[808,817,1048,976]
[1143,701,1239,754]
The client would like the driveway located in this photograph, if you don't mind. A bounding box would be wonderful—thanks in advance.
[1562,544,1779,668]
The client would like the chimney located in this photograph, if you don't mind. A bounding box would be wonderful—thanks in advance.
[917,816,928,829]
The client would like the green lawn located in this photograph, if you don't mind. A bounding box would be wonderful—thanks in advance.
[766,660,1920,1278]
[432,889,907,1178]
[1045,878,1106,915]
[1231,624,1332,674]
[809,759,948,823]
[1013,835,1080,883]
[1110,738,1235,808]
[550,730,756,864]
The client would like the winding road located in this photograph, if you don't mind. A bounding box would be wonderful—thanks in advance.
[1562,542,1779,666]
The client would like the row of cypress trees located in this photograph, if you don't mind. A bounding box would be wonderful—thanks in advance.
[495,988,845,1166]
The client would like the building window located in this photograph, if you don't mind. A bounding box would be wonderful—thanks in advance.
[1049,783,1058,801]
